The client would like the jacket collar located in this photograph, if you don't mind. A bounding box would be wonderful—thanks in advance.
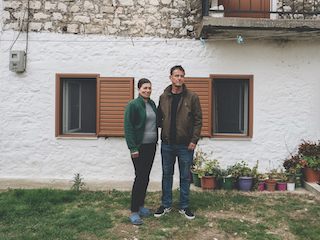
[138,94,151,104]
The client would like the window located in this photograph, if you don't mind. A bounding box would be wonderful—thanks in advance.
[185,75,253,139]
[56,74,134,137]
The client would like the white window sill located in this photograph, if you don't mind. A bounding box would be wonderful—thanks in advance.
[209,137,252,141]
[56,136,98,140]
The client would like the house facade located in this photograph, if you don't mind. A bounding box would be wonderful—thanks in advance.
[1,0,320,185]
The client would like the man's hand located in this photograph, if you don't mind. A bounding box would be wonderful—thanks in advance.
[188,142,196,151]
[131,151,139,158]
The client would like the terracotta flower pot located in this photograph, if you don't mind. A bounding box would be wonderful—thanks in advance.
[304,167,320,183]
[265,179,276,192]
[200,176,215,190]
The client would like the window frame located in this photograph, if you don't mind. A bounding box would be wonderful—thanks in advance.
[211,74,253,139]
[56,74,100,138]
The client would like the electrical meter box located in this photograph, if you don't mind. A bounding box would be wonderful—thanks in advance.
[9,50,25,73]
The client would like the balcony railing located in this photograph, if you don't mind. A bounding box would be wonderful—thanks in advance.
[202,0,320,19]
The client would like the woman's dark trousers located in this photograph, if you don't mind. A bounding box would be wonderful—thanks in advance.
[131,143,156,212]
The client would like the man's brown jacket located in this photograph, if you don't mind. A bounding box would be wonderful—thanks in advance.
[158,84,202,145]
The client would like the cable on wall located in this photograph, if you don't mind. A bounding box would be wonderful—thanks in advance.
[25,0,30,70]
[8,0,29,72]
[8,1,28,51]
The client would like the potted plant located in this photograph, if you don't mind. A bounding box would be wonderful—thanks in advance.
[298,140,320,183]
[265,169,277,192]
[195,159,220,190]
[286,173,295,191]
[250,162,260,191]
[230,161,259,191]
[257,173,268,191]
[276,169,287,191]
[283,154,305,188]
[191,147,211,187]
[217,167,233,190]
[301,156,320,182]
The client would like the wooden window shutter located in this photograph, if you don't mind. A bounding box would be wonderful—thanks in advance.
[184,78,212,137]
[221,0,270,18]
[97,77,134,136]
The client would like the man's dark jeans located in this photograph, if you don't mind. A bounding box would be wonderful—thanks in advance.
[161,143,194,209]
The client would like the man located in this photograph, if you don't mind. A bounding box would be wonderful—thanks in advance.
[154,65,202,219]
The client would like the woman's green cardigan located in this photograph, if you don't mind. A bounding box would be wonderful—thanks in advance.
[124,94,157,153]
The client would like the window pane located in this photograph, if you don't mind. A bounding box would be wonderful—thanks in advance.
[68,82,81,131]
[63,79,96,134]
[80,81,96,133]
[214,79,248,135]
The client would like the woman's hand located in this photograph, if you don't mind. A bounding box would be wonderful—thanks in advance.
[131,151,139,158]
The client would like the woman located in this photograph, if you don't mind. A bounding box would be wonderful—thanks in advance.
[124,78,157,225]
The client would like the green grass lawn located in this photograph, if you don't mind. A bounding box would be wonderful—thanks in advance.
[0,188,319,240]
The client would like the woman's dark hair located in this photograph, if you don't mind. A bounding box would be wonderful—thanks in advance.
[138,78,151,89]
[170,65,185,75]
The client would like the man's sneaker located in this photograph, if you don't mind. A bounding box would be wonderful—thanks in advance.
[179,207,195,219]
[154,206,171,217]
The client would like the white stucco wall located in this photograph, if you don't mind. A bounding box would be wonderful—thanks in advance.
[1,30,320,183]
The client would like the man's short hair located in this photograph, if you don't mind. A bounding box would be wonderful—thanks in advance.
[170,65,185,75]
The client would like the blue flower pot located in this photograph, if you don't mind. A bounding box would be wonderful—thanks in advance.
[238,177,253,191]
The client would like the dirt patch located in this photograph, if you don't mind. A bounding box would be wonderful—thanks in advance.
[186,227,241,240]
